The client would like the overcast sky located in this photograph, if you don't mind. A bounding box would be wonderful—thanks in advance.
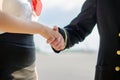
[41,0,84,10]
[39,0,85,26]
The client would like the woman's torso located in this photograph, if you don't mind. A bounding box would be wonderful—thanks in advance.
[0,0,35,75]
[0,0,34,45]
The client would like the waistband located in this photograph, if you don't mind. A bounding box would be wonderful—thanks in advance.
[0,33,34,46]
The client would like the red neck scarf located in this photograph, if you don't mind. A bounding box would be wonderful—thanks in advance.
[32,0,42,16]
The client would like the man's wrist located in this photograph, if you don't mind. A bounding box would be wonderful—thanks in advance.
[63,28,68,48]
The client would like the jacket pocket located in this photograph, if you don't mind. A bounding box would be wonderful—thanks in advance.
[94,66,117,80]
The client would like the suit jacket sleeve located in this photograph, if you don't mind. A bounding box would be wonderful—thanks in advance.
[53,0,97,53]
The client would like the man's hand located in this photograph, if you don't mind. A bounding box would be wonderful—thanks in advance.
[47,26,65,51]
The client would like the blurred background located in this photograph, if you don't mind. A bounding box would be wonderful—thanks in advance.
[34,0,100,80]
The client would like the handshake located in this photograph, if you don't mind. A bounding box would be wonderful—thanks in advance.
[42,25,66,51]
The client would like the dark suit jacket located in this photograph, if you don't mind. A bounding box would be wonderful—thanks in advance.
[55,0,120,80]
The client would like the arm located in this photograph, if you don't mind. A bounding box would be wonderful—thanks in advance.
[0,11,61,40]
[50,0,97,52]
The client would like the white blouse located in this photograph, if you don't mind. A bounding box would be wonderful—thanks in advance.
[2,0,33,20]
[0,0,34,34]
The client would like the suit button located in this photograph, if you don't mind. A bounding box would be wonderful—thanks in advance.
[119,33,120,37]
[115,66,120,71]
[117,50,120,55]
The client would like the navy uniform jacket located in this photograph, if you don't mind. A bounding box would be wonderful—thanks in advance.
[55,0,120,80]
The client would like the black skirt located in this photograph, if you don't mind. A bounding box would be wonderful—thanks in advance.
[0,33,36,79]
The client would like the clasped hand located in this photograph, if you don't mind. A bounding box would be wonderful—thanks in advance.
[45,26,65,51]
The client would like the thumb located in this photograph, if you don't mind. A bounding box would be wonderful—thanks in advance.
[53,26,59,31]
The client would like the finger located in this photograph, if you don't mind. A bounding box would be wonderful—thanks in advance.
[52,44,64,51]
[52,44,62,51]
[51,37,61,46]
[53,26,59,31]
[47,37,55,44]
[52,38,65,50]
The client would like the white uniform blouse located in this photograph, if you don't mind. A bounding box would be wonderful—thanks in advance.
[0,0,34,34]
